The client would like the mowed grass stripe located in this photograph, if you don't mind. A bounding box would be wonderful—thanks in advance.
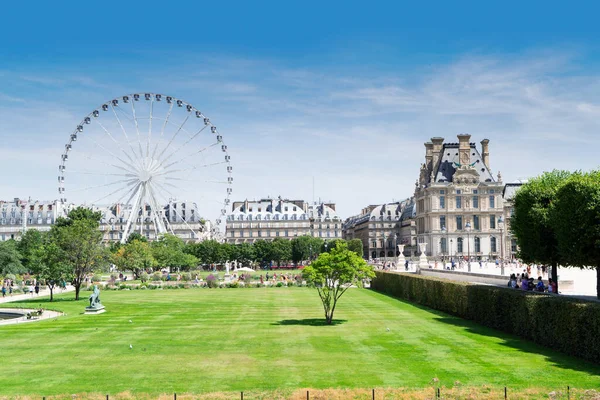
[0,288,599,395]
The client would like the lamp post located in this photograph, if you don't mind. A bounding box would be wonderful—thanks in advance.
[450,239,453,268]
[382,232,387,267]
[394,233,398,267]
[498,215,505,276]
[441,226,447,264]
[466,221,472,272]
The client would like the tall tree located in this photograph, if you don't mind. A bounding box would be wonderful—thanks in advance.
[151,234,197,271]
[252,239,273,268]
[291,235,313,264]
[235,243,255,267]
[347,239,364,258]
[511,170,571,290]
[126,232,148,244]
[271,238,292,266]
[0,240,25,276]
[552,171,600,298]
[302,242,375,325]
[17,229,45,272]
[38,241,72,301]
[48,208,107,300]
[114,239,157,279]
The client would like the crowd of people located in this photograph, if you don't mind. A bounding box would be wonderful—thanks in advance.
[507,273,558,293]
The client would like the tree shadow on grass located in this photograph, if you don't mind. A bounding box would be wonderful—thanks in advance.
[371,290,600,376]
[271,318,347,326]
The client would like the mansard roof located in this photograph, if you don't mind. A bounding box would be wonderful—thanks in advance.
[434,143,495,184]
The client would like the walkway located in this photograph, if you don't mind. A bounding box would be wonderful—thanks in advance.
[0,285,75,304]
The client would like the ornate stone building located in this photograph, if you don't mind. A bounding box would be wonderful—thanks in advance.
[226,197,341,244]
[342,198,416,260]
[414,134,507,262]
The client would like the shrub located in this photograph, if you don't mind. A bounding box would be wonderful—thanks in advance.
[181,272,191,282]
[5,274,16,282]
[152,272,162,282]
[371,271,600,364]
[139,272,149,283]
[92,275,102,283]
[276,282,284,287]
[206,274,218,288]
[140,285,148,290]
[228,281,239,288]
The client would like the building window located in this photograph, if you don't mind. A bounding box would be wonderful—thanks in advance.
[457,237,463,253]
[440,215,446,230]
[473,189,478,194]
[456,215,463,230]
[491,237,497,252]
[440,196,445,209]
[456,196,462,209]
[473,215,480,230]
[473,196,479,208]
[230,230,234,237]
[249,231,253,237]
[284,230,288,236]
[440,237,447,253]
[276,231,280,237]
[474,237,480,253]
[456,189,461,194]
[258,231,262,237]
[240,231,244,237]
[440,190,445,194]
[511,239,517,253]
[490,215,496,229]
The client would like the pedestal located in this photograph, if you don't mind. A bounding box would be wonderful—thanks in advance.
[396,244,406,270]
[84,305,106,315]
[417,243,429,274]
[224,274,232,283]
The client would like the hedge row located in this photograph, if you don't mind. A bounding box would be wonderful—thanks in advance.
[371,271,600,364]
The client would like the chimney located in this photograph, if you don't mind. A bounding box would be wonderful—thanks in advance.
[424,142,434,171]
[457,134,471,167]
[480,139,490,169]
[431,137,444,169]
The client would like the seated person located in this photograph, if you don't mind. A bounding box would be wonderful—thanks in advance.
[536,277,545,292]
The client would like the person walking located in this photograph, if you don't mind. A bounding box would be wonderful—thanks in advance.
[35,282,40,296]
[1,285,6,298]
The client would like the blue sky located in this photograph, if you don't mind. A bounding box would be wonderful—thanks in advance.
[1,1,600,220]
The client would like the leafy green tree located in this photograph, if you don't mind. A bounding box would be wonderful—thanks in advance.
[347,239,364,258]
[48,208,107,300]
[220,242,235,263]
[252,239,273,268]
[38,241,72,301]
[185,240,225,266]
[322,239,343,253]
[235,243,255,267]
[126,232,148,244]
[303,242,375,325]
[17,229,45,272]
[0,240,25,276]
[291,235,312,264]
[271,238,292,266]
[511,170,571,290]
[151,234,197,270]
[114,239,157,279]
[552,171,600,298]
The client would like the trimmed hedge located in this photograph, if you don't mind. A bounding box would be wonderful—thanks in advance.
[371,271,600,364]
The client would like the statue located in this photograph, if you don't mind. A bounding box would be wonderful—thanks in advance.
[85,285,105,314]
[89,285,101,308]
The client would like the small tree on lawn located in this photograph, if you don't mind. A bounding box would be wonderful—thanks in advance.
[303,242,375,325]
[114,239,157,279]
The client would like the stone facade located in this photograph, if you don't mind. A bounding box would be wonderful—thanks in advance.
[225,197,341,243]
[342,198,417,261]
[414,134,508,261]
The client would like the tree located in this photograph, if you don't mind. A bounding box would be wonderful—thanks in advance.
[38,241,72,301]
[114,239,157,279]
[302,242,375,325]
[347,239,364,258]
[511,170,571,291]
[252,240,273,268]
[17,229,45,272]
[48,208,107,300]
[322,239,343,253]
[151,234,197,271]
[291,236,313,264]
[126,232,148,244]
[185,240,225,266]
[271,238,292,266]
[0,240,25,276]
[552,171,600,298]
[235,243,255,267]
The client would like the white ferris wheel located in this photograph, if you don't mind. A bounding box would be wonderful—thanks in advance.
[58,93,232,243]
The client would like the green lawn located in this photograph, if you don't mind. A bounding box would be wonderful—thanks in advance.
[1,287,599,397]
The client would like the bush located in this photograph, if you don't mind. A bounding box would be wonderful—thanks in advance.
[5,274,16,282]
[139,272,149,283]
[92,275,102,283]
[371,271,600,364]
[152,272,162,282]
[228,281,239,288]
[276,282,284,287]
[206,274,218,288]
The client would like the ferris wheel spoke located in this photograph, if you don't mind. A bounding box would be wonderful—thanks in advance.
[155,114,190,164]
[160,142,219,171]
[93,118,138,166]
[79,152,134,174]
[69,170,136,178]
[151,101,175,161]
[111,104,144,169]
[150,183,202,239]
[157,125,208,166]
[70,177,138,193]
[84,135,139,174]
[154,161,228,177]
[146,98,154,160]
[91,180,140,205]
[131,100,146,162]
